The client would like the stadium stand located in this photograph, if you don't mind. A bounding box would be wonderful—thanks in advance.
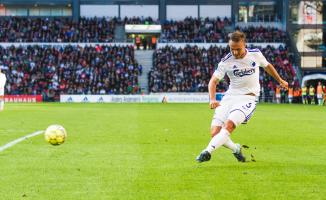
[0,45,141,100]
[159,17,287,43]
[0,17,117,42]
[235,26,287,43]
[160,17,232,43]
[0,14,301,103]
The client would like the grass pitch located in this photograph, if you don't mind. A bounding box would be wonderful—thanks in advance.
[0,103,325,200]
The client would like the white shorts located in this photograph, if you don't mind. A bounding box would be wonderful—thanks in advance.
[211,95,257,128]
[317,94,322,99]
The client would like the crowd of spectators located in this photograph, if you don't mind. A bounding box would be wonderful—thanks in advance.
[149,45,299,99]
[0,45,142,100]
[236,26,287,43]
[258,45,300,102]
[0,17,287,43]
[149,45,228,93]
[160,17,232,43]
[160,17,287,43]
[0,17,117,42]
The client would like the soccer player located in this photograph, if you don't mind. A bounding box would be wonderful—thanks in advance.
[196,31,288,163]
[0,68,6,111]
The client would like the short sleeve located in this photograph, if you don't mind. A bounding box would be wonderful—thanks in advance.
[257,51,270,68]
[213,62,226,80]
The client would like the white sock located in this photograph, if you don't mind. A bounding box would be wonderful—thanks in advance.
[205,128,230,153]
[223,137,238,153]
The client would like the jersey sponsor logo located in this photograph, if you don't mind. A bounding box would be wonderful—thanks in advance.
[233,68,255,77]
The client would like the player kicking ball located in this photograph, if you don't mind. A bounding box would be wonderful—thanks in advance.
[0,68,6,111]
[196,31,288,163]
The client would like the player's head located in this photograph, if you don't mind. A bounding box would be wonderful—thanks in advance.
[228,31,246,59]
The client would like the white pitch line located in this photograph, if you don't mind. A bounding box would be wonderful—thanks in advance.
[0,130,44,152]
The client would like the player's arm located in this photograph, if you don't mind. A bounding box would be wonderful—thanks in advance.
[264,63,288,89]
[208,75,220,109]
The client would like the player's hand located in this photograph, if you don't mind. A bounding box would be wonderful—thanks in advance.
[209,100,220,109]
[279,79,288,90]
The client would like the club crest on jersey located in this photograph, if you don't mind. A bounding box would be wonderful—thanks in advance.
[251,61,256,67]
[233,65,237,69]
[233,68,255,77]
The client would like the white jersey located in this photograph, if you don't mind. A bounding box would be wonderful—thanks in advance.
[213,48,270,96]
[0,72,6,95]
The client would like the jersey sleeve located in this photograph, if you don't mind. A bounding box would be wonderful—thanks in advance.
[257,51,270,68]
[213,62,226,80]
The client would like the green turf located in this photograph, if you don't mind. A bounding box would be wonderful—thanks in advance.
[0,103,325,200]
